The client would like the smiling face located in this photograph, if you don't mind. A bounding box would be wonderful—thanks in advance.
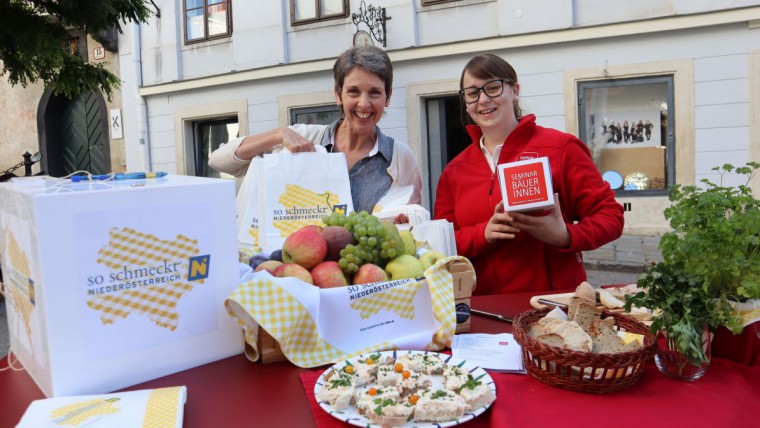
[462,70,520,134]
[335,67,390,134]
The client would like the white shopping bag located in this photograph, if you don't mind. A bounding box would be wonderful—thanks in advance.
[237,157,264,250]
[259,152,353,253]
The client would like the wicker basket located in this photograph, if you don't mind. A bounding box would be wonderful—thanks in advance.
[512,307,656,394]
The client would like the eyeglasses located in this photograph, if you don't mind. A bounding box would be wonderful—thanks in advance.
[459,79,512,104]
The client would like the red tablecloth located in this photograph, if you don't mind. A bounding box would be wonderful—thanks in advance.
[2,291,759,428]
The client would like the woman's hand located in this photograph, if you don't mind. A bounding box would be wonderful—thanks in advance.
[280,128,316,153]
[484,201,520,243]
[234,127,315,160]
[507,194,570,248]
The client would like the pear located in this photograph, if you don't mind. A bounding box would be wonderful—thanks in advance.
[399,230,416,256]
[419,250,446,270]
[385,255,424,280]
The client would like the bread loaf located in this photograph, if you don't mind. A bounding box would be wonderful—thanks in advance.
[567,297,602,333]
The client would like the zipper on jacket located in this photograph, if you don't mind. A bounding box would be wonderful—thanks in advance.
[489,173,495,195]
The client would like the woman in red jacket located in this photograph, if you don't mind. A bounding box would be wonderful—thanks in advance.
[434,54,624,295]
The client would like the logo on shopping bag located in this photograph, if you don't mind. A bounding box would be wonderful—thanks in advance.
[332,204,347,215]
[272,184,344,237]
[187,255,210,281]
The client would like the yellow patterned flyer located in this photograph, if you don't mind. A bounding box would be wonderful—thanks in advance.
[225,256,466,368]
[15,386,187,428]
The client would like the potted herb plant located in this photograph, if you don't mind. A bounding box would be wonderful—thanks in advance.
[626,162,760,380]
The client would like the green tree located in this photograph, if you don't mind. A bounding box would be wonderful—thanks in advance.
[0,0,158,100]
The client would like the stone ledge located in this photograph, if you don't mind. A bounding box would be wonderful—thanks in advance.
[583,260,647,273]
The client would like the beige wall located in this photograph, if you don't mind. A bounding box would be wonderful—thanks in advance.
[0,77,44,174]
[86,35,126,173]
[0,34,125,176]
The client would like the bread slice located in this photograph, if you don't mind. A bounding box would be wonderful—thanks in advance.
[537,319,593,352]
[366,402,414,427]
[536,333,566,348]
[526,322,548,339]
[459,382,496,409]
[414,389,470,422]
[575,281,597,302]
[316,372,356,411]
[599,289,625,309]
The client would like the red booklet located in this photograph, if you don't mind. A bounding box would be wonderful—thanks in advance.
[497,157,554,212]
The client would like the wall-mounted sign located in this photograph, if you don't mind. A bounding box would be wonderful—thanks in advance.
[353,30,374,47]
[352,1,391,47]
[93,46,105,60]
[110,109,123,140]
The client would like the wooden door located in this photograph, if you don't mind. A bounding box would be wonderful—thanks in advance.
[60,91,110,175]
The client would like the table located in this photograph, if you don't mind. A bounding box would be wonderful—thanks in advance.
[2,291,759,427]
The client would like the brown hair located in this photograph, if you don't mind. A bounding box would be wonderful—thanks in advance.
[333,46,393,98]
[459,54,521,119]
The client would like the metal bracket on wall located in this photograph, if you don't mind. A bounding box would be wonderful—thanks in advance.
[352,0,391,47]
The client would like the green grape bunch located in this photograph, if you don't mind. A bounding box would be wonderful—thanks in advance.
[322,211,406,277]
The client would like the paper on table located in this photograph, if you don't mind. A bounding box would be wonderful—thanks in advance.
[452,333,526,373]
[15,386,187,427]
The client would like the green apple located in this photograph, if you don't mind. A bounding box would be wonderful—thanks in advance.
[385,255,424,280]
[419,250,446,270]
[399,230,416,256]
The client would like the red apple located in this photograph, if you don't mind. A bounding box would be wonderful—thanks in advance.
[352,263,388,285]
[254,260,283,274]
[311,261,349,288]
[273,263,313,284]
[282,227,328,270]
[322,226,355,261]
[302,224,324,234]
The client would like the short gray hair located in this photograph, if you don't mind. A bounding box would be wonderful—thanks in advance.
[333,46,393,97]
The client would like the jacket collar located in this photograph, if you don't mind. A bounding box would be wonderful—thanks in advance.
[465,114,537,148]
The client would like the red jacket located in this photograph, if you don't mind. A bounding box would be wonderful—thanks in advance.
[434,115,624,295]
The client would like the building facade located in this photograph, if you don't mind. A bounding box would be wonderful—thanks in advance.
[118,0,760,237]
[0,32,127,179]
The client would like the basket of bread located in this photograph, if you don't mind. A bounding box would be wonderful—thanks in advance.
[512,283,656,394]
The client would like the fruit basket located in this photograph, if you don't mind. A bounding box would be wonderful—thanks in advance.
[512,307,656,394]
[250,258,475,364]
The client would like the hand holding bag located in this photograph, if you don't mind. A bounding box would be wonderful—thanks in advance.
[260,151,353,253]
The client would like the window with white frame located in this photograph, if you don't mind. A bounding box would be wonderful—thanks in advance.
[291,0,348,25]
[184,0,232,43]
[577,76,675,195]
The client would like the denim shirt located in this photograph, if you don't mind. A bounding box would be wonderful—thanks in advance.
[320,119,394,213]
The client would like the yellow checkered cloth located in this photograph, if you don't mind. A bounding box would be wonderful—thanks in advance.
[142,386,185,428]
[272,184,341,237]
[225,256,468,367]
[87,227,202,331]
[349,281,422,320]
[49,398,119,426]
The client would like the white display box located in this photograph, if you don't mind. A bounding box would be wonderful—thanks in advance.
[497,157,555,212]
[0,175,242,397]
